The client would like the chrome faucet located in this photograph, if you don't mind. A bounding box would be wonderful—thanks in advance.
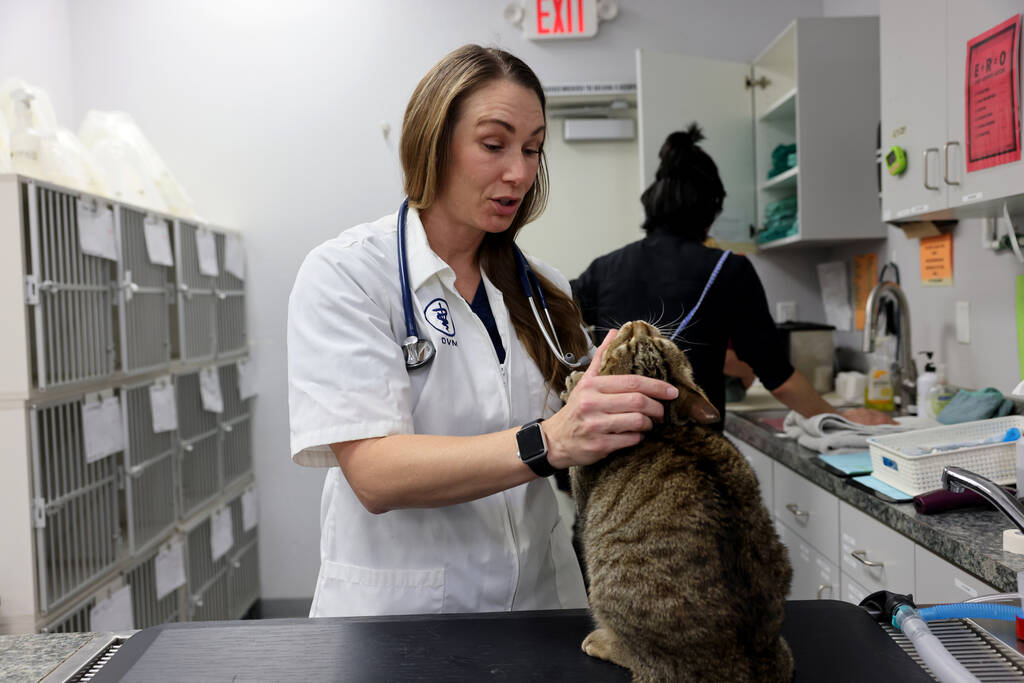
[862,279,917,413]
[942,466,1024,535]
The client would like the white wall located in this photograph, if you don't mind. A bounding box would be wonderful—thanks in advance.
[57,0,828,601]
[0,0,75,126]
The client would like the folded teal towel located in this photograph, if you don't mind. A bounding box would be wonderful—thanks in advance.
[937,387,1015,425]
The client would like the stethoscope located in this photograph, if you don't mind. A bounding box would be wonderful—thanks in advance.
[398,199,585,371]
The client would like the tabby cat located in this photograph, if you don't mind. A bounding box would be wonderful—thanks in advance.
[563,321,793,683]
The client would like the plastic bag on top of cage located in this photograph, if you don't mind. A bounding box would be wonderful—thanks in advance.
[88,135,167,212]
[79,110,197,218]
[35,128,109,196]
[0,78,58,137]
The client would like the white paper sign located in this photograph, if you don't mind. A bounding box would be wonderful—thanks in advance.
[82,395,125,464]
[236,358,257,401]
[155,541,186,600]
[224,234,245,281]
[816,261,853,332]
[195,228,219,277]
[211,507,234,562]
[149,379,178,433]
[143,216,174,267]
[90,585,134,632]
[241,489,259,532]
[77,203,118,261]
[199,366,223,413]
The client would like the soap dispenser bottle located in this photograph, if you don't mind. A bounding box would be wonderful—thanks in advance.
[916,352,937,418]
[925,363,955,420]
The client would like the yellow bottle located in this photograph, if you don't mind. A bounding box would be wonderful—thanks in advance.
[864,335,896,411]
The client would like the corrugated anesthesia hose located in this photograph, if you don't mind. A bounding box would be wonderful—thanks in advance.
[918,602,1023,622]
[893,605,980,683]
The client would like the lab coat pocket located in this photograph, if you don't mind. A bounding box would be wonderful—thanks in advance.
[549,518,588,609]
[312,560,446,617]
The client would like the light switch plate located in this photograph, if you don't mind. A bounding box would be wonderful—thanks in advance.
[776,301,797,323]
[956,301,970,344]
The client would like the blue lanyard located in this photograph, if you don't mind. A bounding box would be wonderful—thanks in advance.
[669,250,731,342]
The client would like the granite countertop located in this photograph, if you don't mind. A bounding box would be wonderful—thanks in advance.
[725,411,1024,592]
[0,633,93,682]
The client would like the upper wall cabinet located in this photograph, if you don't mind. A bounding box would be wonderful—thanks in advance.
[637,18,883,251]
[881,1,1024,222]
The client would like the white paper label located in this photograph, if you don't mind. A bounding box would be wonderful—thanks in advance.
[82,395,125,463]
[90,585,134,632]
[155,541,186,600]
[77,203,118,261]
[149,379,178,433]
[224,234,245,281]
[143,216,174,266]
[242,489,258,532]
[237,358,256,401]
[195,228,219,277]
[199,366,224,413]
[211,507,234,562]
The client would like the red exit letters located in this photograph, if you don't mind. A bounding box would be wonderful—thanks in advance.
[536,0,586,36]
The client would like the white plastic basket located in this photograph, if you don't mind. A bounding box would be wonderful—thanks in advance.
[866,415,1024,496]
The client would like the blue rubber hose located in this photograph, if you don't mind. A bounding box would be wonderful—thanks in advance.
[918,602,1023,622]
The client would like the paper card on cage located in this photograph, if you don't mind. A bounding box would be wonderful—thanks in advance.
[90,585,134,632]
[211,507,234,562]
[82,394,125,463]
[143,216,174,267]
[149,378,178,433]
[224,234,245,280]
[237,358,257,400]
[155,540,186,600]
[77,203,118,262]
[242,488,258,532]
[199,366,224,414]
[195,227,219,277]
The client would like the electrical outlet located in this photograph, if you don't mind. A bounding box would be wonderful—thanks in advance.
[776,301,797,323]
[956,301,970,344]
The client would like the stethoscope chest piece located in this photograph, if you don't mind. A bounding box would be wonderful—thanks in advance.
[403,335,435,370]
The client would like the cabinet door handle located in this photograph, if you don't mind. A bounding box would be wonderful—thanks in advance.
[943,141,961,186]
[785,503,809,520]
[851,549,884,568]
[923,148,940,190]
[816,584,833,599]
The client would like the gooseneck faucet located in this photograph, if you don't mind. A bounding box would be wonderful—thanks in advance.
[942,466,1024,535]
[862,279,917,413]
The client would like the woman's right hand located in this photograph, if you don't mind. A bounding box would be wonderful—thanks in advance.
[543,329,679,470]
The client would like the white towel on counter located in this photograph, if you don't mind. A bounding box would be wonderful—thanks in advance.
[782,411,912,453]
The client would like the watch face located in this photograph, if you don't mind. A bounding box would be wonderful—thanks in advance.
[518,423,546,460]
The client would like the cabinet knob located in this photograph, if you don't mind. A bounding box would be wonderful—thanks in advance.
[816,584,833,599]
[785,503,809,520]
[851,549,884,568]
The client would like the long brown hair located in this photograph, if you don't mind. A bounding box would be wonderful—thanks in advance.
[400,44,588,391]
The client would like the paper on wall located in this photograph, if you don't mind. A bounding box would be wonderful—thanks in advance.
[224,234,245,280]
[90,585,134,632]
[199,366,223,414]
[149,377,178,433]
[242,488,258,532]
[155,540,186,600]
[816,261,852,332]
[82,394,125,463]
[237,358,256,401]
[143,215,174,266]
[211,506,234,562]
[77,203,118,261]
[195,227,219,277]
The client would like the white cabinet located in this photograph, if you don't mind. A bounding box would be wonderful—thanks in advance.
[773,463,839,565]
[914,545,1000,605]
[637,17,882,251]
[726,434,773,510]
[841,572,873,606]
[777,519,839,600]
[881,0,1024,221]
[839,501,915,595]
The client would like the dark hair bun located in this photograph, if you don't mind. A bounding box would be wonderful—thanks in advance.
[657,122,705,177]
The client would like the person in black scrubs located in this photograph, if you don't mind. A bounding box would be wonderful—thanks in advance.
[571,123,893,429]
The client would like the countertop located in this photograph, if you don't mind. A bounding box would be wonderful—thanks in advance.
[724,410,1024,592]
[0,632,94,682]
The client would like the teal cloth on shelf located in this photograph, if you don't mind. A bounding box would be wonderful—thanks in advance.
[936,387,1015,425]
[767,143,797,178]
[758,196,798,243]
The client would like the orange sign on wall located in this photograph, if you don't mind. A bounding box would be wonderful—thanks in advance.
[921,233,954,286]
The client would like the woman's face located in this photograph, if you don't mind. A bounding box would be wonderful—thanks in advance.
[432,78,545,237]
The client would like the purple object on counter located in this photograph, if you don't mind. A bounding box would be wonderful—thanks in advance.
[913,485,1017,514]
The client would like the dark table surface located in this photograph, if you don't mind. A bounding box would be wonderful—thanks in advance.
[92,601,930,682]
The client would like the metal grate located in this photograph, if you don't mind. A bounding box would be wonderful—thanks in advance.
[123,550,181,629]
[25,184,117,389]
[42,595,95,633]
[228,493,257,551]
[185,515,226,599]
[885,619,1024,681]
[219,363,253,486]
[175,370,218,440]
[116,208,173,374]
[65,638,127,683]
[229,539,260,619]
[215,232,247,356]
[30,397,121,612]
[174,221,216,361]
[178,434,220,518]
[122,382,177,552]
[191,570,231,622]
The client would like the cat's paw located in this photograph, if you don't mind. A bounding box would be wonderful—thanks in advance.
[560,370,585,403]
[581,628,616,661]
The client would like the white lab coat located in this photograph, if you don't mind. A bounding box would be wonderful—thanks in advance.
[287,206,588,617]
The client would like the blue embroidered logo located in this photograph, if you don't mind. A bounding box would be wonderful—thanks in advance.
[424,298,455,337]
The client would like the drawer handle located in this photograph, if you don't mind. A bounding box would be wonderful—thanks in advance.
[816,584,833,599]
[785,503,809,520]
[851,549,884,568]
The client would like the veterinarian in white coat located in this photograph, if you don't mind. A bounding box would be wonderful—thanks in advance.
[287,44,679,618]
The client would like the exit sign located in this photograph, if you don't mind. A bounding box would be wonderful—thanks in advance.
[523,0,598,40]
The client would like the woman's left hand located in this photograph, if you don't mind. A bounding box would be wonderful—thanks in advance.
[840,407,897,425]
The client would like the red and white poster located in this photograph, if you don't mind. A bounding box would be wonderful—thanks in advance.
[965,14,1022,172]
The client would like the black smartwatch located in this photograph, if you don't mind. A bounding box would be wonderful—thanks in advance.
[516,419,557,477]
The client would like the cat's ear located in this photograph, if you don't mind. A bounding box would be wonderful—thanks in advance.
[681,389,720,424]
